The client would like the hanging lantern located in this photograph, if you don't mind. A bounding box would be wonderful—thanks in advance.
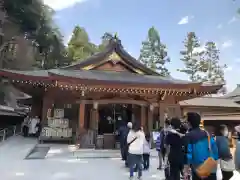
[149,104,154,111]
[93,102,98,109]
[81,90,85,96]
[200,120,204,129]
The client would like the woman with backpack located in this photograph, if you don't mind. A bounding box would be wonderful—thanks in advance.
[127,121,145,180]
[184,112,218,180]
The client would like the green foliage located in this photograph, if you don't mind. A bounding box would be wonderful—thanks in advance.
[178,32,203,81]
[139,27,170,76]
[2,0,43,38]
[67,26,98,61]
[2,0,67,70]
[201,41,227,94]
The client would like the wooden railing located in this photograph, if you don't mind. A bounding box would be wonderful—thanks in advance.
[0,125,21,142]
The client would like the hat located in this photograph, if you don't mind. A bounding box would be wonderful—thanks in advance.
[127,122,132,128]
[235,125,240,133]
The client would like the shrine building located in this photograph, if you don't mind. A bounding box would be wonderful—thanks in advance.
[0,37,222,148]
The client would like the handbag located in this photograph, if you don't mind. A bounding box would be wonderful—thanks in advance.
[220,159,235,172]
[195,131,218,178]
[128,137,138,147]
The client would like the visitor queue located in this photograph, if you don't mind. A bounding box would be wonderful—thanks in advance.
[120,112,240,180]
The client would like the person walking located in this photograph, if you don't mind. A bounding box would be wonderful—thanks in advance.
[184,112,218,180]
[165,117,185,180]
[156,127,163,169]
[118,122,129,160]
[234,125,240,172]
[22,115,30,137]
[124,122,133,167]
[156,120,171,170]
[143,133,151,170]
[127,121,145,180]
[215,125,234,180]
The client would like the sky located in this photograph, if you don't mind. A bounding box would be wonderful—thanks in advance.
[44,0,240,93]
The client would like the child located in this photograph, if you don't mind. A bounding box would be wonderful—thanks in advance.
[143,134,150,170]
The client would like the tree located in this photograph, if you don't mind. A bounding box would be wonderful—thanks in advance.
[67,26,97,61]
[178,32,204,81]
[1,0,67,70]
[2,0,43,39]
[201,41,227,94]
[139,27,170,76]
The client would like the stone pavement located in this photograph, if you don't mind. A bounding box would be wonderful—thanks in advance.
[0,135,37,161]
[43,143,158,159]
[0,136,239,180]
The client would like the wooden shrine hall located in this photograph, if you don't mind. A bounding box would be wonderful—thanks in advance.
[0,37,222,148]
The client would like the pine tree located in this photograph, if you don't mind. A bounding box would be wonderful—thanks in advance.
[201,41,227,94]
[139,27,170,76]
[178,32,203,81]
[67,26,97,61]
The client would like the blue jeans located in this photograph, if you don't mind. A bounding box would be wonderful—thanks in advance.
[128,153,143,177]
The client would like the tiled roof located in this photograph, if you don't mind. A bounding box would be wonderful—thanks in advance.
[221,85,240,99]
[49,69,197,85]
[180,97,240,108]
[61,38,159,75]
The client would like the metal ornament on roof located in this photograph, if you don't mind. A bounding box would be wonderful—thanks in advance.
[108,52,121,63]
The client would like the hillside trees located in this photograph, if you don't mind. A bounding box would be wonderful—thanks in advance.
[67,26,98,61]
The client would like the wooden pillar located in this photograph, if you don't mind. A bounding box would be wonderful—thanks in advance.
[131,104,135,123]
[79,103,85,133]
[175,104,181,117]
[94,102,99,131]
[148,105,153,133]
[159,103,165,127]
[141,106,146,131]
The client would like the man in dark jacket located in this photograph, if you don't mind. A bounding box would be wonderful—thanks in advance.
[165,117,184,180]
[184,112,218,180]
[119,122,129,160]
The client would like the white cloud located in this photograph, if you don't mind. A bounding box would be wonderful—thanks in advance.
[221,40,233,49]
[228,16,237,24]
[217,24,223,29]
[43,0,87,10]
[178,16,194,25]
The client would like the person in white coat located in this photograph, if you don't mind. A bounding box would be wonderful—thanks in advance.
[127,121,145,180]
[143,134,151,170]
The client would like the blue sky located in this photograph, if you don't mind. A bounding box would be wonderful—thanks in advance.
[44,0,240,92]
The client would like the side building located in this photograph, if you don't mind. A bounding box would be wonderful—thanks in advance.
[180,85,240,146]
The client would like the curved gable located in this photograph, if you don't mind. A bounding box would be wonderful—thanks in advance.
[62,38,158,75]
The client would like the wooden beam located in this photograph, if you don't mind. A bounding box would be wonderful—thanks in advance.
[141,106,147,130]
[79,103,85,133]
[76,99,149,106]
[148,106,153,133]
